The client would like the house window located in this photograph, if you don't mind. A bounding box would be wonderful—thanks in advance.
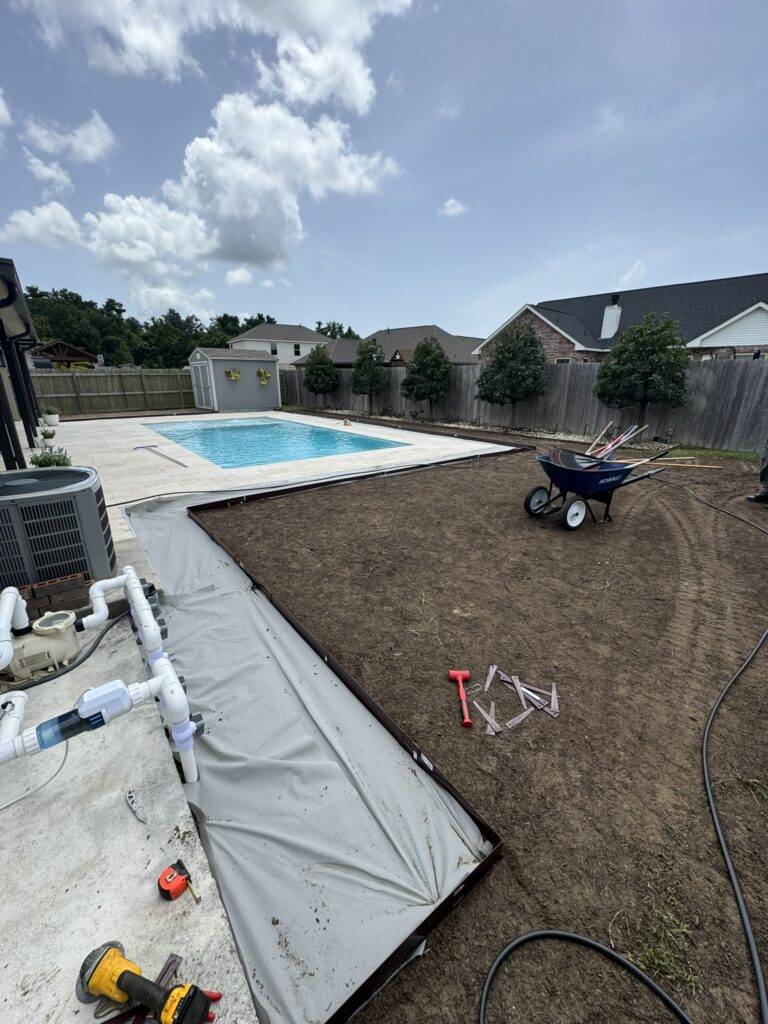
[269,342,278,355]
[294,343,301,356]
[555,357,571,364]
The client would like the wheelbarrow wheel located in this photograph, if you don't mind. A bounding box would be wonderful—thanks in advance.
[563,497,587,530]
[524,486,550,517]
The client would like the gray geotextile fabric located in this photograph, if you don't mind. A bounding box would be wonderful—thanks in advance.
[127,478,492,1024]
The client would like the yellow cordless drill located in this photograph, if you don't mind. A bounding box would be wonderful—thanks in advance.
[76,942,218,1023]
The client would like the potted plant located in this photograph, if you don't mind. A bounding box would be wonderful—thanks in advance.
[42,406,60,426]
[30,446,72,468]
[40,428,56,449]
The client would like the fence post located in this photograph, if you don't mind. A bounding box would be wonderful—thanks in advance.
[70,371,84,414]
[139,370,150,411]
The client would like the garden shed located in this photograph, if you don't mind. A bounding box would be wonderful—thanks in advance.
[188,347,281,412]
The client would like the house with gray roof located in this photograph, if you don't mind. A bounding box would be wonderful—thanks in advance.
[473,272,768,363]
[295,324,482,367]
[227,322,327,367]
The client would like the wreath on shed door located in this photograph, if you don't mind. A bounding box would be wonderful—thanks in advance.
[257,368,272,386]
[225,368,241,382]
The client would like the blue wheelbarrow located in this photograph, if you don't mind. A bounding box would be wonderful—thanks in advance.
[524,447,670,530]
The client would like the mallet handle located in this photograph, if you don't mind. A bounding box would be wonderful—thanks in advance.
[457,678,472,728]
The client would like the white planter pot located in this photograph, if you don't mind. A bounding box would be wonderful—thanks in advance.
[42,414,59,426]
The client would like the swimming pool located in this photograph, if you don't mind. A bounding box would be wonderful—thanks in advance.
[146,416,407,469]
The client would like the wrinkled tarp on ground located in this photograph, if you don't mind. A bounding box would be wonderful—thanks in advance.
[127,466,497,1024]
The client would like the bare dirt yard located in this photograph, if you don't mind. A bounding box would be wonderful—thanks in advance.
[197,436,768,1024]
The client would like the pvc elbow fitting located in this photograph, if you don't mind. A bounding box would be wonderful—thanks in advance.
[0,587,30,668]
[80,574,127,630]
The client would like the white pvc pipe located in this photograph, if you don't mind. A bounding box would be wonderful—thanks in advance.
[129,658,199,783]
[0,587,30,671]
[1,569,199,783]
[80,573,127,630]
[122,565,163,661]
[0,691,28,743]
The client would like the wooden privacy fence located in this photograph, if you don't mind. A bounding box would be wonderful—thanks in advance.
[280,359,768,452]
[31,367,194,415]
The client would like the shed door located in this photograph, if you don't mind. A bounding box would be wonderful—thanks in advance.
[191,361,213,409]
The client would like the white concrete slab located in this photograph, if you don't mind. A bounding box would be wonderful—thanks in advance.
[51,411,508,544]
[1,620,258,1024]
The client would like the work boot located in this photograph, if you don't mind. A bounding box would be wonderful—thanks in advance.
[746,491,768,504]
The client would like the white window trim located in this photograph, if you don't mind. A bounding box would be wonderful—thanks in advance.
[687,302,768,348]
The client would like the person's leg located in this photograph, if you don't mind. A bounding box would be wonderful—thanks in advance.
[746,446,768,503]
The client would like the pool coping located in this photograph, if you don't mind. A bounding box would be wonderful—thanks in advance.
[185,445,531,1022]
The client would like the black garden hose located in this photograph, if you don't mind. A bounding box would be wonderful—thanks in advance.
[479,486,768,1024]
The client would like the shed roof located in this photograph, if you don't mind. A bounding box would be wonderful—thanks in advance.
[193,347,280,361]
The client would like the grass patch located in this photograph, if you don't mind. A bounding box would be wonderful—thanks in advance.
[737,775,768,801]
[624,880,700,997]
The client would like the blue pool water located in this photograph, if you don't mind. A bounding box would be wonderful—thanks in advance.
[146,416,406,469]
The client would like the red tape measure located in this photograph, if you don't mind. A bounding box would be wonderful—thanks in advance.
[158,859,194,901]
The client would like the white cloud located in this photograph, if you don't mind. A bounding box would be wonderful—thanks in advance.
[83,193,215,278]
[256,32,375,115]
[385,71,403,91]
[163,94,398,265]
[438,197,466,218]
[0,200,83,247]
[132,281,214,318]
[225,266,253,286]
[0,88,12,128]
[2,93,397,314]
[260,278,274,288]
[618,259,647,288]
[596,102,624,136]
[0,88,12,149]
[438,100,460,119]
[23,109,116,162]
[15,0,412,112]
[23,148,73,196]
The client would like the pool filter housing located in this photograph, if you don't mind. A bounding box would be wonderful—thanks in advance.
[0,467,116,589]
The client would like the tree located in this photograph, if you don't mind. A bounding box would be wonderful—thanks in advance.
[315,320,360,339]
[24,283,280,367]
[401,336,452,419]
[593,312,691,423]
[303,345,339,406]
[351,337,387,413]
[476,322,548,415]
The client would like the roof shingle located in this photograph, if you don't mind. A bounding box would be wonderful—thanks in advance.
[531,272,768,350]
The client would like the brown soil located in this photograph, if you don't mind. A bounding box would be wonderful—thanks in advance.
[197,441,768,1024]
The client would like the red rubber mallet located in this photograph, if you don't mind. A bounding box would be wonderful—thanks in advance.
[448,669,473,728]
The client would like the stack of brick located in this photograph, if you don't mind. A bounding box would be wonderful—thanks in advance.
[19,573,93,620]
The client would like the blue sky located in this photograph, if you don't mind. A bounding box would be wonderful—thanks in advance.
[1,0,766,338]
